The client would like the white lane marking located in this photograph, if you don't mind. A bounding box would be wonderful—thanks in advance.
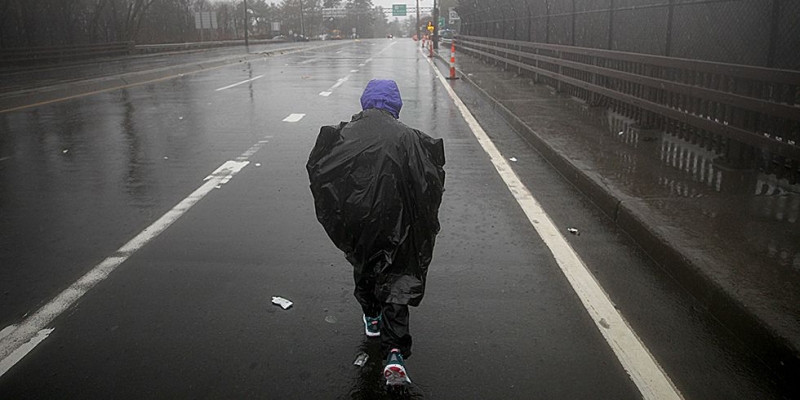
[283,113,305,122]
[321,42,395,97]
[0,139,268,377]
[299,58,317,64]
[425,51,683,400]
[215,74,265,91]
[0,328,53,377]
[330,76,349,90]
[0,326,16,341]
[236,139,270,161]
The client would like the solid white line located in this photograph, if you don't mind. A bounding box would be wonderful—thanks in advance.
[215,74,265,91]
[283,113,305,122]
[319,91,332,97]
[0,326,16,341]
[350,69,359,72]
[424,51,682,400]
[0,328,53,377]
[0,139,266,377]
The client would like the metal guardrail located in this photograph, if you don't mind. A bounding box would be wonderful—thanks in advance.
[0,42,134,65]
[134,39,275,54]
[457,35,800,182]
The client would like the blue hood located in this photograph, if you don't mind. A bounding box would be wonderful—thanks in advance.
[360,79,403,119]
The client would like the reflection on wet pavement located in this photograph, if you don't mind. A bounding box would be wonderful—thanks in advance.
[555,98,800,273]
[455,53,800,348]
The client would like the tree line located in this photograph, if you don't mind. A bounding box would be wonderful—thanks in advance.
[0,0,410,48]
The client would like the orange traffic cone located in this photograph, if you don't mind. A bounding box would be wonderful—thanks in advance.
[446,41,459,80]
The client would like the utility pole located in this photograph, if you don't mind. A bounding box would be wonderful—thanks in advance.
[299,0,305,38]
[416,0,420,43]
[243,0,249,52]
[433,0,438,49]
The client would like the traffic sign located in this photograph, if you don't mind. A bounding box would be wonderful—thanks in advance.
[392,4,407,16]
[449,8,460,21]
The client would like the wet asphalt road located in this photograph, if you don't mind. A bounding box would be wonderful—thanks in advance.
[0,40,791,398]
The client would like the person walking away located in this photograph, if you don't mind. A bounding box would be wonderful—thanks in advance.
[306,79,446,387]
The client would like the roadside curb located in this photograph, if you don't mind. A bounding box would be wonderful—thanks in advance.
[431,50,799,385]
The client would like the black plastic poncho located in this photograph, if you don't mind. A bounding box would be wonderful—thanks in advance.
[307,109,445,306]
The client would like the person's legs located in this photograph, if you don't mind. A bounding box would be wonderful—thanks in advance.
[381,303,412,385]
[380,303,412,358]
[353,270,381,317]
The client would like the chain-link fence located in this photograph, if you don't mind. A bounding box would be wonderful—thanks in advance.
[457,0,800,70]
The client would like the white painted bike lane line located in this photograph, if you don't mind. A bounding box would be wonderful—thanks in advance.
[422,49,683,400]
[0,137,273,378]
[215,74,265,91]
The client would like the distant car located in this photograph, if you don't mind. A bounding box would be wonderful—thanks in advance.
[440,29,456,44]
[387,34,394,39]
[271,35,289,42]
[294,34,310,42]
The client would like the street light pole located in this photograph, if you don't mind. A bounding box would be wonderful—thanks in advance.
[243,0,249,52]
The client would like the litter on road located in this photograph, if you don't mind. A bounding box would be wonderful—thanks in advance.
[567,227,580,235]
[354,352,369,367]
[271,296,293,310]
[509,157,518,162]
[325,315,338,324]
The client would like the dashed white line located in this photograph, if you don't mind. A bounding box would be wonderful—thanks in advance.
[283,113,306,122]
[424,50,683,400]
[329,76,349,90]
[0,138,268,378]
[215,74,265,91]
[320,42,396,97]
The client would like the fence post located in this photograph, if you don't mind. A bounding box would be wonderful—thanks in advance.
[665,0,675,56]
[608,0,615,50]
[767,0,780,67]
[571,0,576,46]
[527,8,532,42]
[545,0,551,43]
[556,50,564,93]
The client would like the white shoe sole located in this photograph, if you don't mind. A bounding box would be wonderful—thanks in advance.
[384,364,411,385]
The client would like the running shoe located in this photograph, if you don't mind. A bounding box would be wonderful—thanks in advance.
[383,348,411,386]
[363,314,381,337]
